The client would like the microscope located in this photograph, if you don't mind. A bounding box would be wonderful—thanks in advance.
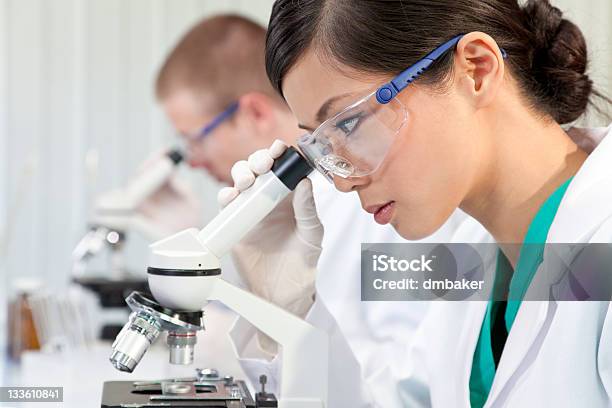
[103,148,329,408]
[73,149,184,339]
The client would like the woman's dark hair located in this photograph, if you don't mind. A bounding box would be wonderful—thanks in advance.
[266,0,609,125]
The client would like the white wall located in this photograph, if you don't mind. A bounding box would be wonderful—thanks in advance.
[0,0,610,293]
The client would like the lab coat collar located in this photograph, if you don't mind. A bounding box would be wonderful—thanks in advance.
[485,301,551,406]
[548,124,612,243]
[486,124,612,406]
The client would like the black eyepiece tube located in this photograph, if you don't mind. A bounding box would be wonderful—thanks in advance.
[166,149,184,165]
[271,147,314,190]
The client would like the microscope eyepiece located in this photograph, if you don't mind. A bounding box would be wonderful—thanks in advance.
[271,146,313,190]
[166,149,184,165]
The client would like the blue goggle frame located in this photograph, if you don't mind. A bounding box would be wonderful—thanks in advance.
[375,35,508,104]
[194,101,239,141]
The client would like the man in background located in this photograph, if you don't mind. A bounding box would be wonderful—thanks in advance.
[156,16,296,183]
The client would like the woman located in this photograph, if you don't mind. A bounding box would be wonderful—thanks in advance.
[222,0,612,406]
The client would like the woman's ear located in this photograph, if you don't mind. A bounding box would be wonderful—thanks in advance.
[453,32,505,109]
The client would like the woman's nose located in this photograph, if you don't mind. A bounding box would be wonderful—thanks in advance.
[333,175,368,192]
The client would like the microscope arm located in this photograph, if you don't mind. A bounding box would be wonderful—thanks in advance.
[209,277,328,408]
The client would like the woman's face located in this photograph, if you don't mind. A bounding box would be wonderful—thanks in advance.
[283,49,483,240]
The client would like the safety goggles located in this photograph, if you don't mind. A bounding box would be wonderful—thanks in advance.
[183,101,239,143]
[298,35,467,181]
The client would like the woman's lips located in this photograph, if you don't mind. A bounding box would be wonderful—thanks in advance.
[366,201,395,225]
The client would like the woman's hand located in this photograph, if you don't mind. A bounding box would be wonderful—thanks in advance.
[218,140,324,355]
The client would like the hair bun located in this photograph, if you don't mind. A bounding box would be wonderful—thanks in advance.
[522,0,592,124]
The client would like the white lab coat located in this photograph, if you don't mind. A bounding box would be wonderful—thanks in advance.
[229,173,490,406]
[397,124,612,407]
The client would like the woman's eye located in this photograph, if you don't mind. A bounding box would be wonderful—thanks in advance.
[320,140,332,155]
[335,115,362,135]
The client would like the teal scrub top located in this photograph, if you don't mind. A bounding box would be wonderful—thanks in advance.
[469,177,573,408]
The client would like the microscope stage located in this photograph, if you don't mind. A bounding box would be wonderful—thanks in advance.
[101,379,256,408]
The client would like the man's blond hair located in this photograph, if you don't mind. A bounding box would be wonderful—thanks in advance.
[156,14,283,111]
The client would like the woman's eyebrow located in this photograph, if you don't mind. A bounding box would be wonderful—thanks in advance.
[315,92,355,123]
[297,123,316,132]
[297,92,357,131]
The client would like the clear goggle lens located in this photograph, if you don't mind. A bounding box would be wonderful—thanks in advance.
[298,91,407,181]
